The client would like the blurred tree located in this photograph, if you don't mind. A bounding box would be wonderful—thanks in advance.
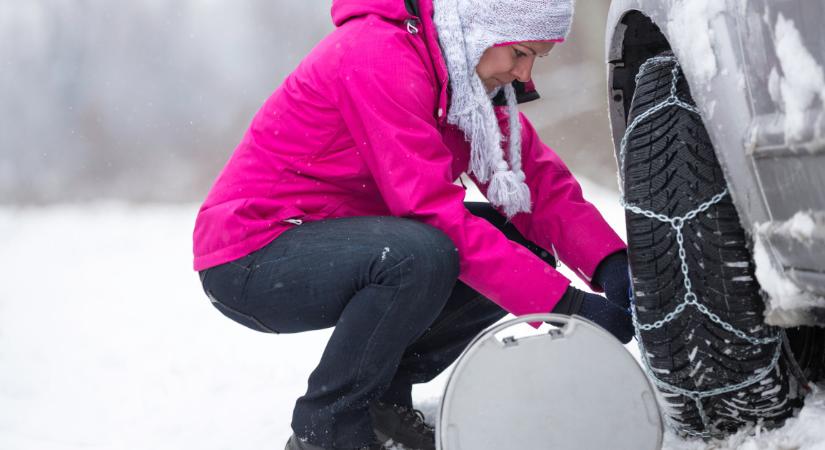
[0,0,616,205]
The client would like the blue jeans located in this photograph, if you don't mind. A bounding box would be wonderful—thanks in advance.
[199,203,556,448]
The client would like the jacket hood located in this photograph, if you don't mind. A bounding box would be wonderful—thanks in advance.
[331,0,414,26]
[331,0,452,130]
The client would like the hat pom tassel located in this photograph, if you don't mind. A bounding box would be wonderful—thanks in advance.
[488,169,531,219]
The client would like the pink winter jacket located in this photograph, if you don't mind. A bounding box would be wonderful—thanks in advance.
[193,0,626,317]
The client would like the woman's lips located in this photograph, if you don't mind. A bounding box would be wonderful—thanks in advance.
[485,77,512,94]
[486,78,502,90]
[492,77,514,88]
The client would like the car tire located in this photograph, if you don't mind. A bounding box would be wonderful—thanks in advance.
[622,52,807,438]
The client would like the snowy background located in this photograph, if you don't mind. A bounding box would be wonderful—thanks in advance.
[2,183,824,450]
[2,0,824,449]
[0,0,616,205]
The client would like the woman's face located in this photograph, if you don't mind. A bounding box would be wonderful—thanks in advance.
[475,41,556,93]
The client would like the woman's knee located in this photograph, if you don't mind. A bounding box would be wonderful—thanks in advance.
[372,218,460,286]
[397,218,459,273]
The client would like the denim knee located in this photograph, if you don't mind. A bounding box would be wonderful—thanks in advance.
[369,218,459,287]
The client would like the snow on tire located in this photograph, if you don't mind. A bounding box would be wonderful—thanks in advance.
[622,53,806,438]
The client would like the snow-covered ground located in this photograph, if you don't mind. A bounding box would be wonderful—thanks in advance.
[1,179,823,450]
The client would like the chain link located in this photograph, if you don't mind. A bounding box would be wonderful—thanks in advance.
[620,58,784,433]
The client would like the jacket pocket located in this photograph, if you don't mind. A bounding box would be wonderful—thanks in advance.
[261,204,303,226]
[277,204,307,225]
[283,200,346,225]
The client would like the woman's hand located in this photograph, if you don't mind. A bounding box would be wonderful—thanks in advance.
[551,286,634,344]
[593,251,631,312]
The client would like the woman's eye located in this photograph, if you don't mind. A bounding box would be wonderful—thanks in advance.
[513,49,527,58]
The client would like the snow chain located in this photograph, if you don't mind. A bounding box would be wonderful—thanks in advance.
[618,56,784,437]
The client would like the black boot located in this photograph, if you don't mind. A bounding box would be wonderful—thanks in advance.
[284,433,385,450]
[369,402,435,450]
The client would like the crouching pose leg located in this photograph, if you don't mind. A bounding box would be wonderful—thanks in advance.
[200,203,558,449]
[201,216,458,449]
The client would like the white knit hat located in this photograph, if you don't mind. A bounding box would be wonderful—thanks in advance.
[433,0,575,218]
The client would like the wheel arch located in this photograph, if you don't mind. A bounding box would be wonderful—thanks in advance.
[605,3,825,329]
[604,2,770,232]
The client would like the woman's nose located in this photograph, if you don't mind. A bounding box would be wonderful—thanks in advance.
[511,56,535,82]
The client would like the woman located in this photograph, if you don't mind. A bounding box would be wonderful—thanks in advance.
[194,0,633,449]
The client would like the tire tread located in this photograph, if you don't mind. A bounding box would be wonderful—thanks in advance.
[624,55,804,437]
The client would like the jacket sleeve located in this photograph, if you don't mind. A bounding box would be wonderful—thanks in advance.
[466,110,627,291]
[335,30,569,316]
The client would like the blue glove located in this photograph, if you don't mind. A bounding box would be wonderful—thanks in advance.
[552,286,634,344]
[593,251,631,312]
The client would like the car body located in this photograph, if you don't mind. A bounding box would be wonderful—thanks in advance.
[604,0,825,327]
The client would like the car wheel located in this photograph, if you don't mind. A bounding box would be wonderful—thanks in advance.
[621,52,807,438]
[786,326,825,383]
